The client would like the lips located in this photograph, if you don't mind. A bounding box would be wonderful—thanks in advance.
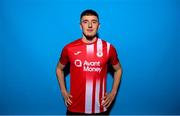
[87,29,94,32]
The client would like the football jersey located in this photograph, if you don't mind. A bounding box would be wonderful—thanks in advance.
[59,38,119,114]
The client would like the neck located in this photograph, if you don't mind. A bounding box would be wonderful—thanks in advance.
[82,35,97,44]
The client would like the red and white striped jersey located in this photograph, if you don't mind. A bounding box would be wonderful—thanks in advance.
[59,38,119,114]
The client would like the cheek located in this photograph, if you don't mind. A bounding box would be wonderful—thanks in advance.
[94,27,99,31]
[81,25,87,30]
[94,25,99,29]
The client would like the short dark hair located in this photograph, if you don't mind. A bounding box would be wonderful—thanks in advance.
[80,9,99,21]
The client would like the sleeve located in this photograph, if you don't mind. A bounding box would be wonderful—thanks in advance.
[59,46,69,65]
[109,45,119,65]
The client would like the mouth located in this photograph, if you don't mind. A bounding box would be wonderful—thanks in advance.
[87,29,94,32]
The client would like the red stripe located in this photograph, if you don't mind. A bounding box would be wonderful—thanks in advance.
[104,75,107,112]
[99,75,103,112]
[92,75,96,113]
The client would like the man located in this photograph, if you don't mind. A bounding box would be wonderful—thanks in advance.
[56,9,122,115]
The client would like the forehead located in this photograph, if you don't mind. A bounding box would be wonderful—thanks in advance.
[81,15,98,21]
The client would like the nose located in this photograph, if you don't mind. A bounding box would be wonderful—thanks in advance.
[88,22,92,28]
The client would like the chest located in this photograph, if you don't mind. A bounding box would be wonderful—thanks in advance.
[67,44,109,67]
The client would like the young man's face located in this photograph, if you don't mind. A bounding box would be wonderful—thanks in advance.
[80,15,100,39]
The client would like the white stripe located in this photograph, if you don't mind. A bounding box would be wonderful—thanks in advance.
[97,39,103,52]
[102,78,107,111]
[85,80,93,113]
[106,42,110,57]
[86,44,94,55]
[95,80,100,113]
[96,39,103,57]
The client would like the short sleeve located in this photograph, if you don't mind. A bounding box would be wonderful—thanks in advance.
[59,46,69,65]
[109,45,119,65]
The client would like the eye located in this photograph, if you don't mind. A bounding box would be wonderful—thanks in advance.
[82,20,88,24]
[92,21,97,24]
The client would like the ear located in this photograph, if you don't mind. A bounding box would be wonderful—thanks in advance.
[80,23,82,30]
[96,23,100,31]
[98,24,100,30]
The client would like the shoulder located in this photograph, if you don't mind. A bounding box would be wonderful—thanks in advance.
[63,38,82,49]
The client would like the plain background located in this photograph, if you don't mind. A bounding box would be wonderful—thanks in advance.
[0,0,180,115]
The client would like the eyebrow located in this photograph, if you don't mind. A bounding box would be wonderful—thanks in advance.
[92,19,98,22]
[82,19,88,22]
[81,19,98,22]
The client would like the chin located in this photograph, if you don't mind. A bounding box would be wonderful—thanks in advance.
[87,35,96,38]
[83,32,97,39]
[86,34,96,37]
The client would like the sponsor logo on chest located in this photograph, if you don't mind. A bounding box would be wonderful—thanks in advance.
[74,60,102,73]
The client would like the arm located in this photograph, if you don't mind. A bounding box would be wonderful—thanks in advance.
[102,63,122,108]
[111,63,122,95]
[56,62,72,106]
